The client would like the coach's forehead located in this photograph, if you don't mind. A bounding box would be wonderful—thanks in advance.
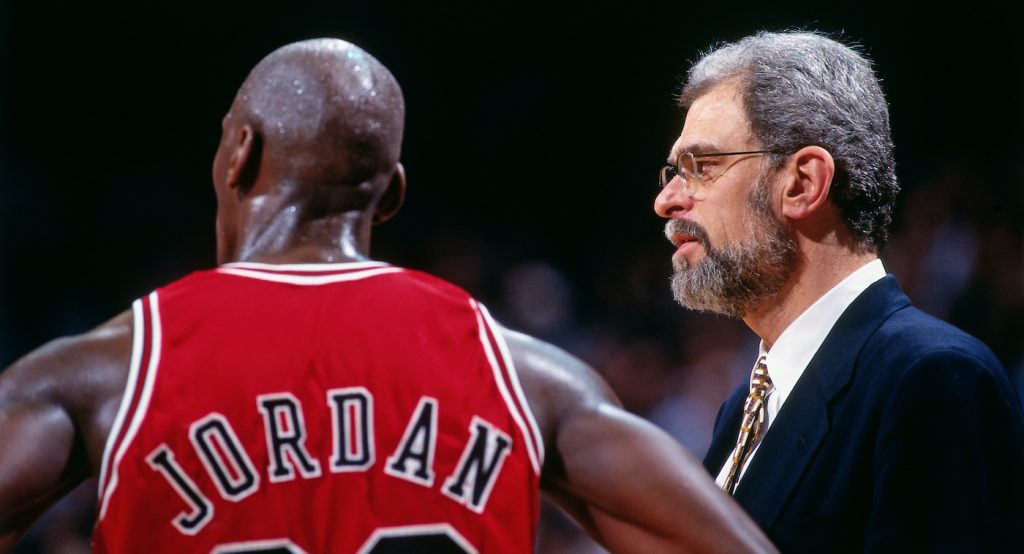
[674,79,755,157]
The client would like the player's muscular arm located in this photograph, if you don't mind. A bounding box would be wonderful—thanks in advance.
[502,328,776,554]
[0,311,132,550]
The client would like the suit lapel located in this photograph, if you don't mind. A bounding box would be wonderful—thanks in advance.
[724,276,911,529]
[732,363,830,527]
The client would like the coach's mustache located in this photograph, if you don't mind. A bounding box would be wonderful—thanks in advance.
[664,219,711,250]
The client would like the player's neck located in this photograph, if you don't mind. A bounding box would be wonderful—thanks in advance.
[232,208,374,265]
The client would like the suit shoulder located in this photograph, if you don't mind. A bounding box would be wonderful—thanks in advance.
[869,305,1002,370]
[859,306,1018,414]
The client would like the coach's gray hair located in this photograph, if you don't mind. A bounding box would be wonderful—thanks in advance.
[680,31,898,251]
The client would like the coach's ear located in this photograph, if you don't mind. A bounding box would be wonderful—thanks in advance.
[780,145,834,221]
[373,163,406,225]
[225,124,261,196]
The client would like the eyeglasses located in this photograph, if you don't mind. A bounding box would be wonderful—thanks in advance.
[659,149,776,196]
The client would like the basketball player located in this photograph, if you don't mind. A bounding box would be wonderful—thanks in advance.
[0,39,775,553]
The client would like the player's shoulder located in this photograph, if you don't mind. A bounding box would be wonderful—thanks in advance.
[146,266,223,299]
[0,310,132,411]
[499,327,618,443]
[345,266,488,321]
[385,266,475,301]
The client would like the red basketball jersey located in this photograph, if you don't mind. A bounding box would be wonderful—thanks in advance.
[93,261,543,553]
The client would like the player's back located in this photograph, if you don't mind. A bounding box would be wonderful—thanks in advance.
[93,261,542,554]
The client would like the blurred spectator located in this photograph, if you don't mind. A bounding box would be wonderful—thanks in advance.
[500,261,576,342]
[11,483,95,554]
[648,317,757,457]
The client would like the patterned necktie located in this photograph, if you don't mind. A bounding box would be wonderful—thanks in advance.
[722,358,773,495]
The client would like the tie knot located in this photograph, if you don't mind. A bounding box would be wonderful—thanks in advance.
[750,360,772,397]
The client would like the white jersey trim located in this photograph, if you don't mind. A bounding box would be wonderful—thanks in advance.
[221,260,389,272]
[478,304,545,467]
[97,298,146,505]
[471,300,544,474]
[98,291,164,519]
[216,266,403,285]
[212,539,308,554]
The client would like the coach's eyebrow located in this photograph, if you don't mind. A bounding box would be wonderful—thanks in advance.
[669,141,720,163]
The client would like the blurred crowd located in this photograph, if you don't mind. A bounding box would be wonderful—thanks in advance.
[7,160,1023,552]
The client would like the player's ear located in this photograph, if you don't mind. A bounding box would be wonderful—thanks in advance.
[373,163,406,225]
[225,124,260,196]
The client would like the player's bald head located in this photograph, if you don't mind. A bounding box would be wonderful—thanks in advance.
[230,38,404,186]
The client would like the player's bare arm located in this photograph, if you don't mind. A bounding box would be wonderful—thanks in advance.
[502,328,777,554]
[0,311,132,549]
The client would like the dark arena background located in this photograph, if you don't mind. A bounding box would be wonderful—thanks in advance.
[2,1,1021,551]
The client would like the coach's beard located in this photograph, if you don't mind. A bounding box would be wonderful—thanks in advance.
[665,206,797,319]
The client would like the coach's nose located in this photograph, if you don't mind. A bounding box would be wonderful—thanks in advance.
[654,174,694,219]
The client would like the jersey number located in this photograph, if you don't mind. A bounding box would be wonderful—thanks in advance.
[213,526,475,554]
[365,533,470,553]
[211,540,305,554]
[219,544,294,548]
[359,525,475,554]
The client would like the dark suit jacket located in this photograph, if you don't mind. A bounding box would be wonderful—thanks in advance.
[703,276,1024,553]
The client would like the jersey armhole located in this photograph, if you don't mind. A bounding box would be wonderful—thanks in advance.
[470,300,545,475]
[97,292,163,518]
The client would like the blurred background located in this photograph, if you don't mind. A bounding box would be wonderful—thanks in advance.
[2,0,1021,552]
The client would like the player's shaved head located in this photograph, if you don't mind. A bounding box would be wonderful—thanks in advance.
[230,38,404,189]
[211,38,408,264]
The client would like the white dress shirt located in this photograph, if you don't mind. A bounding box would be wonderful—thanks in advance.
[715,258,887,489]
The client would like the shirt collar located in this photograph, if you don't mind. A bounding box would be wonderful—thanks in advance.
[757,258,886,406]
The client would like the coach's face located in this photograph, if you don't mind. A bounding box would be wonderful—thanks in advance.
[653,78,797,317]
[655,78,767,267]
